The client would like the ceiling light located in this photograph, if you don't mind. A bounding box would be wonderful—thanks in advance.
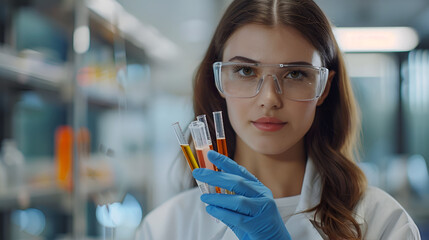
[333,27,419,52]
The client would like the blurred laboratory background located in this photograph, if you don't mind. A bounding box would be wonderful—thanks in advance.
[0,0,428,239]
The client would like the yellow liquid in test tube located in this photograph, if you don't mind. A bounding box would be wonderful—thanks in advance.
[180,144,199,170]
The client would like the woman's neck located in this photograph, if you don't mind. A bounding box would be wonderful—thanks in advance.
[234,137,307,198]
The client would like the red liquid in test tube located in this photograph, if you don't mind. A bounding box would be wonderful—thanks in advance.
[197,114,222,193]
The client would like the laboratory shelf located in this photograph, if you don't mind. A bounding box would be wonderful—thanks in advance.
[88,10,148,62]
[0,185,67,211]
[0,153,148,210]
[83,87,122,108]
[0,178,120,212]
[0,50,71,92]
[0,0,154,238]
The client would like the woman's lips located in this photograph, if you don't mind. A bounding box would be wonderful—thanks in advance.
[252,117,286,132]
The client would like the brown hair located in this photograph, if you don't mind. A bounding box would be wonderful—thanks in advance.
[192,0,367,239]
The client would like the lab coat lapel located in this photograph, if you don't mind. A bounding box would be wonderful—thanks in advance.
[286,213,324,239]
[285,158,324,239]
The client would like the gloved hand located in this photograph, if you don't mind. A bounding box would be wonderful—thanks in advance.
[192,150,292,240]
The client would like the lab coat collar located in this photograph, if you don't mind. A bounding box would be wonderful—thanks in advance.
[294,157,322,214]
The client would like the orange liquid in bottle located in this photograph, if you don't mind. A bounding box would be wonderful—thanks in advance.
[56,126,73,191]
[180,144,199,170]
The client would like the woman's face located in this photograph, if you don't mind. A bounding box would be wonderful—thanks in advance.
[221,24,325,156]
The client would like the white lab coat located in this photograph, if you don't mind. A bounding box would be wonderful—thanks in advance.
[135,158,421,239]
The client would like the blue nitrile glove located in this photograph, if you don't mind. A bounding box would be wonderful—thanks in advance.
[192,150,292,240]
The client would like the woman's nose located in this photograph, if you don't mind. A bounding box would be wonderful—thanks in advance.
[257,75,283,109]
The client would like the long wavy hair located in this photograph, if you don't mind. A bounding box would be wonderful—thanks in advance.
[192,0,367,239]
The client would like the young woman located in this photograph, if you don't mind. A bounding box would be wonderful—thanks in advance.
[136,0,421,239]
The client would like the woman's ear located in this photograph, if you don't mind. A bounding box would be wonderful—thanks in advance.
[317,70,335,106]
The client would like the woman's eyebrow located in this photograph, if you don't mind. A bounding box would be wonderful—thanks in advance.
[283,61,313,66]
[228,56,258,63]
[227,56,313,66]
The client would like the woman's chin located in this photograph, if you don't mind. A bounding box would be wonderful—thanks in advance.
[250,144,290,156]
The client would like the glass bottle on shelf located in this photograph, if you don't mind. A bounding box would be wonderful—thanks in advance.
[1,140,25,192]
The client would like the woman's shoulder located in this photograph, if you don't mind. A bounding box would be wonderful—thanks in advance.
[356,186,421,239]
[361,186,402,206]
[359,186,413,222]
[360,186,413,215]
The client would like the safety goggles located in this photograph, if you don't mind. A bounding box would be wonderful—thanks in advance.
[213,62,329,101]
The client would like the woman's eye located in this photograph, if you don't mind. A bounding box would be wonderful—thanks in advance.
[287,71,303,79]
[239,67,254,76]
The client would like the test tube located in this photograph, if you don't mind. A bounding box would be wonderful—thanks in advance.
[213,111,228,157]
[189,121,215,170]
[196,114,222,193]
[196,114,213,150]
[172,122,199,170]
[189,121,219,194]
[213,111,233,194]
[171,122,209,194]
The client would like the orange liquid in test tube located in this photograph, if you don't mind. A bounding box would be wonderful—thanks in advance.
[216,138,228,157]
[213,111,234,194]
[207,144,219,169]
[208,143,221,193]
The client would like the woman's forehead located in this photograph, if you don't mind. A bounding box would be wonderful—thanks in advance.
[222,24,322,66]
